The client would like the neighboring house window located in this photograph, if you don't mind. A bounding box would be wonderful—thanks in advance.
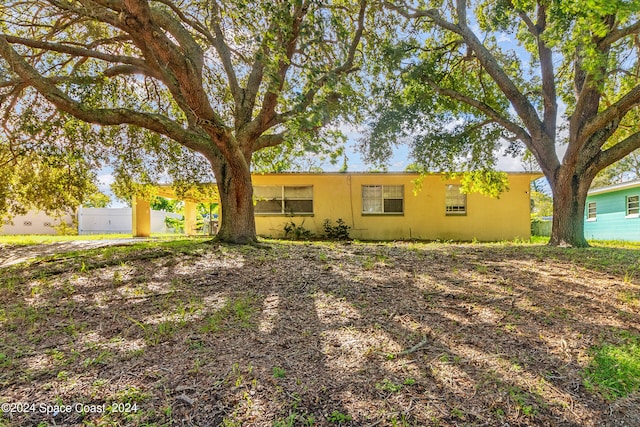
[445,185,467,215]
[627,195,639,217]
[587,202,597,221]
[254,185,313,214]
[362,185,404,214]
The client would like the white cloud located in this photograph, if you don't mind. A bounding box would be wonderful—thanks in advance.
[496,33,512,43]
[98,173,115,188]
[496,153,524,171]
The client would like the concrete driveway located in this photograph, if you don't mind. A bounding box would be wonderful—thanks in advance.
[0,238,149,268]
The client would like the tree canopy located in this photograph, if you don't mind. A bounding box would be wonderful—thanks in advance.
[0,0,370,242]
[362,0,640,246]
[0,126,103,219]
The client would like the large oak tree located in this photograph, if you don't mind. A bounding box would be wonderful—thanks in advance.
[0,0,368,243]
[363,0,640,247]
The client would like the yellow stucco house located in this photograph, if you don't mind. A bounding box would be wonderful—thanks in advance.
[133,172,539,241]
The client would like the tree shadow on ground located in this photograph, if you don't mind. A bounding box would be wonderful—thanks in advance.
[0,241,639,426]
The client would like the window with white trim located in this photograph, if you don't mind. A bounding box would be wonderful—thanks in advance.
[254,185,313,215]
[362,185,404,214]
[587,202,596,221]
[445,185,467,215]
[627,195,639,217]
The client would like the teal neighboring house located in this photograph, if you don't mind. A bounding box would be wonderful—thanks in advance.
[585,180,640,241]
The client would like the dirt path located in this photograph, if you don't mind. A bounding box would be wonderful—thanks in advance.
[0,238,148,267]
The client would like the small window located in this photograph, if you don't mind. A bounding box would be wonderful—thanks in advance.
[445,185,467,215]
[23,221,32,226]
[627,195,639,217]
[362,185,404,214]
[44,222,52,227]
[587,202,596,221]
[254,185,313,215]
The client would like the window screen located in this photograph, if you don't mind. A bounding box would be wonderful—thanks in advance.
[254,185,313,214]
[445,185,466,215]
[627,195,639,216]
[587,202,596,220]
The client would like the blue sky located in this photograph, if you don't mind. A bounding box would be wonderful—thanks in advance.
[321,124,532,173]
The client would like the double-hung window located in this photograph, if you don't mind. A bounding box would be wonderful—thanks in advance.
[587,202,597,221]
[254,186,313,215]
[627,195,639,217]
[362,185,404,214]
[445,185,467,215]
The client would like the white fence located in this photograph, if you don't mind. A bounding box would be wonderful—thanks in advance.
[0,211,74,235]
[78,208,182,235]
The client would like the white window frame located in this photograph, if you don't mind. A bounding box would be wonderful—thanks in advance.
[587,201,597,221]
[445,185,467,215]
[361,185,404,215]
[254,185,314,215]
[626,195,639,218]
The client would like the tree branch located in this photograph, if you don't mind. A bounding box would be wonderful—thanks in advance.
[383,1,462,34]
[113,0,226,133]
[208,1,241,113]
[599,20,640,47]
[252,0,311,138]
[151,0,215,45]
[1,34,151,71]
[570,16,617,120]
[588,131,640,175]
[0,35,211,155]
[252,0,367,148]
[453,0,546,138]
[534,3,557,142]
[253,133,286,151]
[425,82,532,147]
[103,64,152,77]
[1,73,136,90]
[580,85,640,142]
[150,6,204,72]
[386,0,550,147]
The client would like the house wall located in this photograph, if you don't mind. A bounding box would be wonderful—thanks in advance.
[0,211,73,235]
[585,187,640,241]
[252,173,535,241]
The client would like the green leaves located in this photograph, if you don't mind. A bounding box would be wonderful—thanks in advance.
[362,0,640,208]
[0,132,101,220]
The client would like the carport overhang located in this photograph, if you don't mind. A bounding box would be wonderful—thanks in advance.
[132,184,219,237]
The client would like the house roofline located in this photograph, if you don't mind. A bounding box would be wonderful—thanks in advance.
[152,171,542,202]
[251,171,543,177]
[588,179,640,196]
[156,171,543,187]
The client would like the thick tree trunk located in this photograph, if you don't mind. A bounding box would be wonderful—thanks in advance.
[548,170,591,247]
[210,155,257,244]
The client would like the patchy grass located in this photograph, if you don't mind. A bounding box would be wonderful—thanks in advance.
[584,331,640,399]
[0,233,131,246]
[0,233,187,246]
[0,233,116,245]
[0,239,639,426]
[202,295,259,333]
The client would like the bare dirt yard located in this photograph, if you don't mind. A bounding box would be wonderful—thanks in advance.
[0,239,639,426]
